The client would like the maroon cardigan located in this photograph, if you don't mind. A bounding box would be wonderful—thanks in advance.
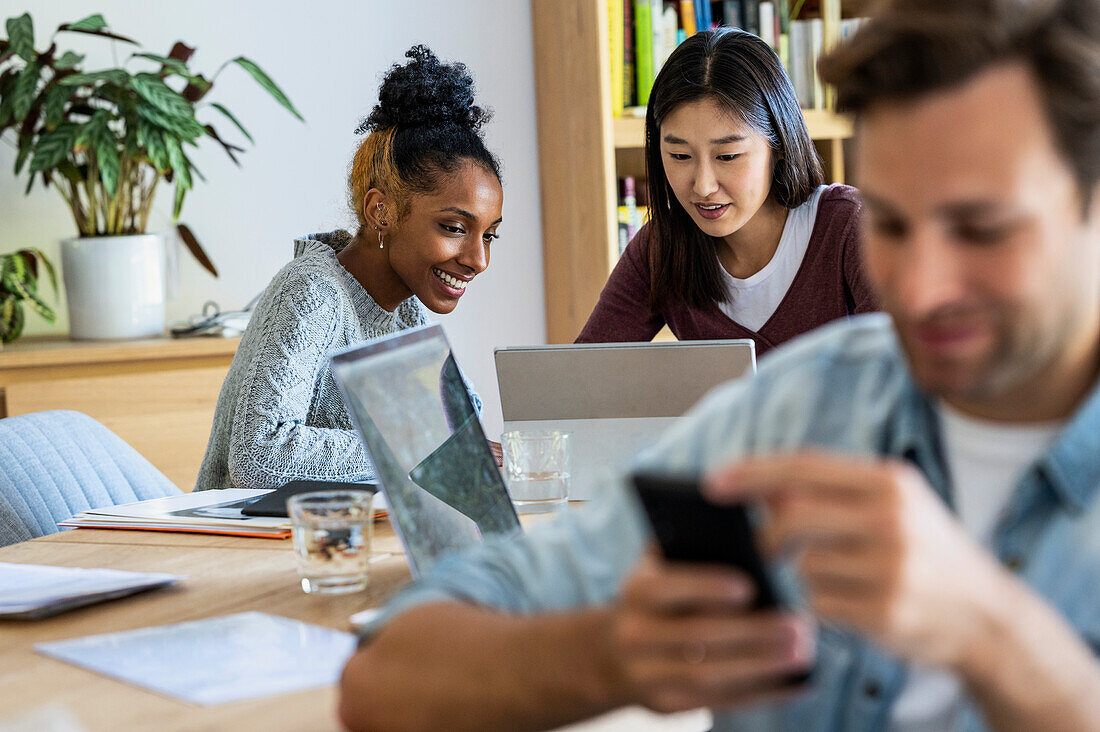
[575,184,878,355]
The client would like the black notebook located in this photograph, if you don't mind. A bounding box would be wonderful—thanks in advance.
[240,480,379,518]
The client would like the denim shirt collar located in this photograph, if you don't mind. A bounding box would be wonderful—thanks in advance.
[1038,379,1100,512]
[884,369,1100,513]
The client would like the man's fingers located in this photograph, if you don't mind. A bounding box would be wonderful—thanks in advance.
[704,451,907,503]
[761,492,891,555]
[617,611,800,656]
[622,553,756,612]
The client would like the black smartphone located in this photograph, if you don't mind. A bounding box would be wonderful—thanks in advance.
[631,471,781,610]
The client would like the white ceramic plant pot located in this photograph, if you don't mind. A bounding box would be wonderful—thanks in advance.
[60,233,166,340]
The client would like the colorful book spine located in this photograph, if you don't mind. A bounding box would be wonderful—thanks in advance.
[680,0,697,35]
[623,0,636,108]
[694,0,707,32]
[661,4,679,66]
[759,2,776,49]
[721,1,744,29]
[743,0,760,35]
[777,0,791,70]
[609,0,625,117]
[635,0,655,105]
[809,17,824,109]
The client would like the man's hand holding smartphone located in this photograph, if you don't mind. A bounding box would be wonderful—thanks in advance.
[606,472,815,715]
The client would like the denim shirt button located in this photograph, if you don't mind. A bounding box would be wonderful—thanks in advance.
[1004,555,1023,572]
[862,679,883,699]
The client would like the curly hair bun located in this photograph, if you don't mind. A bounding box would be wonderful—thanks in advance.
[357,45,492,134]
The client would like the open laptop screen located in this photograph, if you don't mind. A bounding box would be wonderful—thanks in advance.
[331,324,519,577]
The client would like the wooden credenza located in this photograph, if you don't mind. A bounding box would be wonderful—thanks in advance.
[0,336,240,492]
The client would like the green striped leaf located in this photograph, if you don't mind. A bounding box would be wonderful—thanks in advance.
[232,57,304,121]
[63,14,106,32]
[209,102,253,144]
[58,69,129,86]
[137,103,202,140]
[29,122,79,174]
[14,131,32,173]
[138,120,170,171]
[92,129,120,195]
[5,14,34,63]
[1,251,25,285]
[54,50,84,69]
[0,297,24,343]
[130,52,191,77]
[130,73,192,118]
[11,60,40,121]
[165,134,191,190]
[43,84,74,125]
[173,180,186,220]
[0,69,17,127]
[75,109,109,145]
[20,248,58,295]
[0,297,13,342]
[8,277,56,323]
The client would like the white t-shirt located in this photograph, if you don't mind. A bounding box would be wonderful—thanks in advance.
[715,185,825,331]
[889,403,1063,731]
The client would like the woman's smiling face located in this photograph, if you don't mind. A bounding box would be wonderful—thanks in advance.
[386,160,503,314]
[659,96,776,238]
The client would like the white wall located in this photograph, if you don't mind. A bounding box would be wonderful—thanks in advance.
[0,0,546,438]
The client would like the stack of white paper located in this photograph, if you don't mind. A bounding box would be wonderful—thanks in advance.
[0,562,182,619]
[60,489,292,538]
[36,612,358,705]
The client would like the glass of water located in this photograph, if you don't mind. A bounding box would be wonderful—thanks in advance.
[287,490,375,594]
[501,430,571,515]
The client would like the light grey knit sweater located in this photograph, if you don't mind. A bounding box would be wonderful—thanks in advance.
[195,230,476,491]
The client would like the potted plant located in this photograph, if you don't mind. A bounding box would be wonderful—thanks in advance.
[0,12,302,339]
[0,248,57,345]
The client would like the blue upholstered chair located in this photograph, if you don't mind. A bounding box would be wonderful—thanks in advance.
[0,410,181,547]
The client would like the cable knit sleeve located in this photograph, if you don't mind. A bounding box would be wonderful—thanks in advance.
[226,274,374,490]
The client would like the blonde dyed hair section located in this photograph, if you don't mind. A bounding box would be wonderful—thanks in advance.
[348,127,414,229]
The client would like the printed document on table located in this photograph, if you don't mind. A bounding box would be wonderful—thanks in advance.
[0,563,181,619]
[35,612,357,705]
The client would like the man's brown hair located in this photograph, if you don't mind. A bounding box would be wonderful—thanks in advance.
[818,0,1100,204]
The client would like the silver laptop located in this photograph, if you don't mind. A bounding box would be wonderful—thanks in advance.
[495,340,756,500]
[331,324,520,578]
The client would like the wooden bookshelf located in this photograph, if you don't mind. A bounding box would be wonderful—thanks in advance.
[531,0,854,344]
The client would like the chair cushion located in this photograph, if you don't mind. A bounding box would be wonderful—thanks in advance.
[0,410,180,547]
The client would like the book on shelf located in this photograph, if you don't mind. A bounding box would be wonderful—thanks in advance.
[610,0,625,117]
[634,0,655,106]
[607,0,864,119]
[679,0,696,35]
[623,0,636,109]
[759,2,776,49]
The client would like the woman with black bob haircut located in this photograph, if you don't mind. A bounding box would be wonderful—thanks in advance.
[577,28,876,354]
[196,46,504,492]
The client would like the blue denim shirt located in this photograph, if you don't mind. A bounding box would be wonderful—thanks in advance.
[370,314,1100,731]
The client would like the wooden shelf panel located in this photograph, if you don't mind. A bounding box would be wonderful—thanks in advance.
[612,109,853,149]
[0,336,241,369]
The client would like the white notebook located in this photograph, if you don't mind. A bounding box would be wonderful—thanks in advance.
[36,611,357,705]
[0,562,181,619]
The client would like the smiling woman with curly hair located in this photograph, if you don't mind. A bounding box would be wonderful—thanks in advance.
[195,45,504,492]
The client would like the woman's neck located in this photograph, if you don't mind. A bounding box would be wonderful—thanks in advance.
[717,198,790,279]
[336,230,411,312]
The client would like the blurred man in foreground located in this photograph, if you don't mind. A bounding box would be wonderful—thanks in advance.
[340,1,1100,730]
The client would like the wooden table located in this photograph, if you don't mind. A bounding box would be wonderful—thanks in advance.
[0,527,709,732]
[0,336,240,492]
[0,527,409,731]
